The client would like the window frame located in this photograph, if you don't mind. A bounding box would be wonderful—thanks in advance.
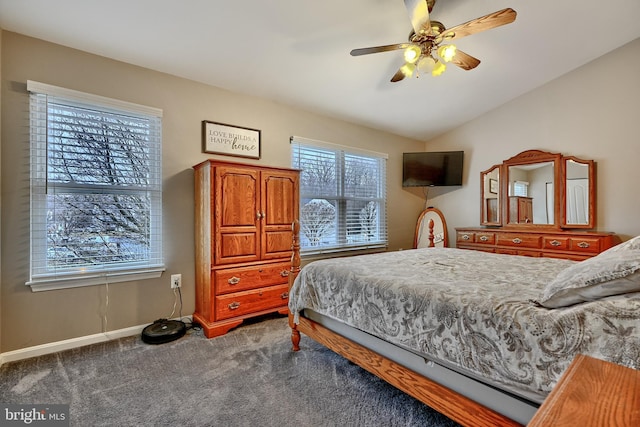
[27,81,165,291]
[291,136,388,256]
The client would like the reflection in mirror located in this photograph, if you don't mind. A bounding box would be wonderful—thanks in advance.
[565,160,590,225]
[481,166,500,225]
[508,162,554,224]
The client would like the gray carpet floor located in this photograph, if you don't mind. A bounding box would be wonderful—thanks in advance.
[0,315,460,426]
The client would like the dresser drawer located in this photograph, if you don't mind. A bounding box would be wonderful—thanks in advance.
[456,231,496,250]
[543,236,570,251]
[496,233,541,249]
[496,248,541,257]
[569,237,601,254]
[543,252,590,261]
[457,231,475,244]
[474,232,495,245]
[215,284,289,320]
[215,262,290,294]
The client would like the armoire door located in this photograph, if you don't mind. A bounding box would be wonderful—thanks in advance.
[261,170,299,260]
[214,165,261,265]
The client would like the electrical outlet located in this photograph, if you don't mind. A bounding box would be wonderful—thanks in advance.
[171,274,182,289]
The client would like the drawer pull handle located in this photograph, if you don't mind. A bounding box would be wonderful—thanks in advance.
[550,240,562,247]
[228,302,241,310]
[479,236,489,242]
[228,276,240,285]
[281,292,289,299]
[280,270,290,277]
[578,241,590,248]
[461,234,471,241]
[512,238,522,244]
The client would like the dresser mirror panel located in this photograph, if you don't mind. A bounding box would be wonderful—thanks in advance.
[484,150,595,230]
[507,161,555,225]
[563,156,596,228]
[461,150,607,260]
[504,150,561,228]
[480,165,501,226]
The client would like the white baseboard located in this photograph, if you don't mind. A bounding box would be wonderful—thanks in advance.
[0,316,192,366]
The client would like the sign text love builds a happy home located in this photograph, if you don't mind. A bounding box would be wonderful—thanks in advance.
[203,121,261,159]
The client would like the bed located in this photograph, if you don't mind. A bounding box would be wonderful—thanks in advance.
[287,221,640,426]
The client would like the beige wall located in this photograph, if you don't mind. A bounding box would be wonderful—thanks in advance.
[0,31,426,352]
[424,38,640,242]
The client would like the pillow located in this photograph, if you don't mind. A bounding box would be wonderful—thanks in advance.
[537,249,640,308]
[601,235,640,254]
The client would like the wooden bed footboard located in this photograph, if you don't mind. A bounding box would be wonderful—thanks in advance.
[287,220,521,427]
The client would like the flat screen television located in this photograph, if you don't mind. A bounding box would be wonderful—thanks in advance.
[402,151,464,187]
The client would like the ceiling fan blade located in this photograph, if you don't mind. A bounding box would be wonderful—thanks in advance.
[404,0,432,35]
[450,49,481,70]
[350,43,412,56]
[440,8,516,42]
[390,67,407,83]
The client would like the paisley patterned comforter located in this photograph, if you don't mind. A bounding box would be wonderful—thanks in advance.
[289,248,640,401]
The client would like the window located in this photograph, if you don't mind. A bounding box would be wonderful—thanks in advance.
[513,180,529,197]
[291,136,387,255]
[27,81,164,291]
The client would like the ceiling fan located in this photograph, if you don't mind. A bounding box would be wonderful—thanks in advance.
[350,0,517,82]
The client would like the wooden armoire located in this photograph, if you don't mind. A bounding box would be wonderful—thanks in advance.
[193,159,299,338]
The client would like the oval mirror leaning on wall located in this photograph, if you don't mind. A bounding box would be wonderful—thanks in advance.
[414,207,448,248]
[480,165,501,226]
[562,156,596,228]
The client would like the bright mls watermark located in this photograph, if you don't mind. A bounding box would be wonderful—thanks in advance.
[1,404,69,426]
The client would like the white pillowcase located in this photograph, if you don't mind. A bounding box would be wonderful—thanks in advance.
[537,247,640,308]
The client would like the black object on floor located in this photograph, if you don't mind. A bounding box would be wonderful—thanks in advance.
[141,318,186,344]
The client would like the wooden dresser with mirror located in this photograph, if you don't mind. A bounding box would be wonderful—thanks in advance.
[456,150,618,260]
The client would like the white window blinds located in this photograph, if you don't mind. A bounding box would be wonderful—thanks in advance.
[27,81,164,291]
[513,181,529,197]
[291,136,388,254]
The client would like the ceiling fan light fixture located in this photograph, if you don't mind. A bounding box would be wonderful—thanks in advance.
[400,62,416,78]
[432,61,446,76]
[438,44,457,62]
[417,56,436,73]
[350,5,517,83]
[403,45,422,63]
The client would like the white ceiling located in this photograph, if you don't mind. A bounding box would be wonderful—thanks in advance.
[1,0,639,141]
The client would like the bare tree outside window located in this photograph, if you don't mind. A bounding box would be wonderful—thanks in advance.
[298,149,337,195]
[45,103,154,268]
[359,201,377,242]
[29,82,162,290]
[300,199,336,246]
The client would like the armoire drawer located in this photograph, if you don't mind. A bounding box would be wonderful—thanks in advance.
[215,262,291,295]
[215,284,289,320]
